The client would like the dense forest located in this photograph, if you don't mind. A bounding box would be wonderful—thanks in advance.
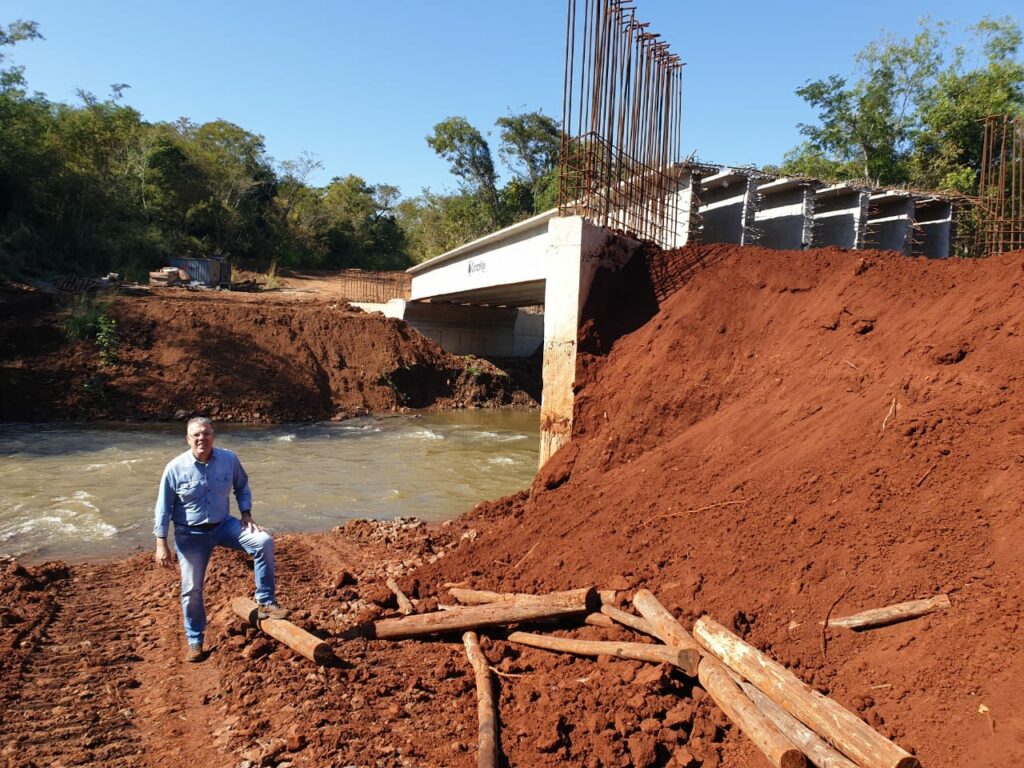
[0,21,560,281]
[1,17,1021,282]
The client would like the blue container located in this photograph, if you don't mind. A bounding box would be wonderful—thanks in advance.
[167,257,227,287]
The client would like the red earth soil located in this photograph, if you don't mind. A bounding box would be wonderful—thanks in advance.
[1,243,1022,768]
[0,288,534,423]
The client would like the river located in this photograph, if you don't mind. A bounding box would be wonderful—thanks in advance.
[0,410,539,563]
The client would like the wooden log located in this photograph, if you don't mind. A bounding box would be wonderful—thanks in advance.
[631,589,804,767]
[450,588,518,605]
[700,661,806,768]
[386,577,415,615]
[693,616,920,768]
[826,594,950,631]
[600,604,657,637]
[585,612,616,628]
[463,631,499,768]
[232,597,336,666]
[370,587,598,639]
[631,589,703,654]
[508,631,700,675]
[450,587,598,607]
[739,681,858,768]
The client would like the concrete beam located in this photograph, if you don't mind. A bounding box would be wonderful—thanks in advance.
[866,191,915,254]
[754,178,816,250]
[812,184,870,250]
[911,198,954,259]
[698,169,759,245]
[408,210,554,305]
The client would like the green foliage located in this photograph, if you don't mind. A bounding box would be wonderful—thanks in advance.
[1,20,561,278]
[413,110,565,261]
[95,314,119,366]
[496,111,561,189]
[262,259,279,290]
[782,17,1024,192]
[62,294,108,342]
[62,294,119,365]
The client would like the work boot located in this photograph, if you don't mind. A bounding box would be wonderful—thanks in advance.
[186,642,204,663]
[257,602,290,620]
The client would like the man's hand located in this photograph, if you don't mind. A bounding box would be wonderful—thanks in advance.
[154,538,172,568]
[240,511,263,533]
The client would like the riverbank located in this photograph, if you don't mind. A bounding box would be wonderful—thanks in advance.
[0,284,537,423]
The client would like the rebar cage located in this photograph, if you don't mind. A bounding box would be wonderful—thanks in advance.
[977,114,1024,256]
[558,0,685,247]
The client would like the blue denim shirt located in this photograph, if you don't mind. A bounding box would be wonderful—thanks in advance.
[154,447,252,538]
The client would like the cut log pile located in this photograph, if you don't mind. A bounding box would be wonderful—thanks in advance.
[234,585,940,767]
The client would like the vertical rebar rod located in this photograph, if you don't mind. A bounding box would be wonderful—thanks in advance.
[558,0,685,247]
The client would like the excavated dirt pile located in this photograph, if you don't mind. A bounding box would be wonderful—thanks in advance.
[418,243,1024,766]
[1,244,1022,768]
[0,289,534,422]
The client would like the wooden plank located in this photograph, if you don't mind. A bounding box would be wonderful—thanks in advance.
[370,587,597,639]
[507,631,700,676]
[693,616,920,768]
[463,632,499,768]
[232,597,336,666]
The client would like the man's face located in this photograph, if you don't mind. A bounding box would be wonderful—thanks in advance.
[186,423,215,461]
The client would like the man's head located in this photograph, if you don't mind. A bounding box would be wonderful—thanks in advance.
[186,417,215,462]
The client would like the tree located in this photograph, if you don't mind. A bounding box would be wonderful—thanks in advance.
[496,110,561,189]
[426,117,500,227]
[781,17,1024,193]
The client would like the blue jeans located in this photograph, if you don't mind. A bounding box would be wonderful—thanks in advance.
[173,516,276,645]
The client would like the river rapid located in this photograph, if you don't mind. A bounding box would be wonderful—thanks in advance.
[0,410,539,563]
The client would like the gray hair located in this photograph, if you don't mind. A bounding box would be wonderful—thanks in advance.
[186,416,214,434]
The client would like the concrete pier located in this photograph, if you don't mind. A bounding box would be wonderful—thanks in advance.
[540,216,639,466]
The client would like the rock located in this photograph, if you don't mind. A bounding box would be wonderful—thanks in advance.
[671,746,697,767]
[627,733,658,768]
[634,664,671,690]
[606,574,632,590]
[664,701,696,728]
[639,718,661,734]
[241,639,272,660]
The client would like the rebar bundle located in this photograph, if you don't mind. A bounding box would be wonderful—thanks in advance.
[558,0,685,247]
[977,114,1024,256]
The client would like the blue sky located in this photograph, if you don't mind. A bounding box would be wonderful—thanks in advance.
[4,1,1022,197]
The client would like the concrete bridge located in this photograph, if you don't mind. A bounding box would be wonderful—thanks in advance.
[358,165,962,465]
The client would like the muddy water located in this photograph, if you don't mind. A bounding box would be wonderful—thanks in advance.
[0,410,539,563]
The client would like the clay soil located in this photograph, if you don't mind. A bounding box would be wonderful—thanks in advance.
[0,284,535,423]
[2,244,1023,768]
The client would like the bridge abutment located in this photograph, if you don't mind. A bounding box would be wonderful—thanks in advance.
[540,216,640,467]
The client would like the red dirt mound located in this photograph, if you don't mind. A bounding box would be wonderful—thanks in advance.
[419,243,1024,766]
[0,290,534,422]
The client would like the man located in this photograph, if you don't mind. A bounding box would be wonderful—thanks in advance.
[154,417,289,662]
